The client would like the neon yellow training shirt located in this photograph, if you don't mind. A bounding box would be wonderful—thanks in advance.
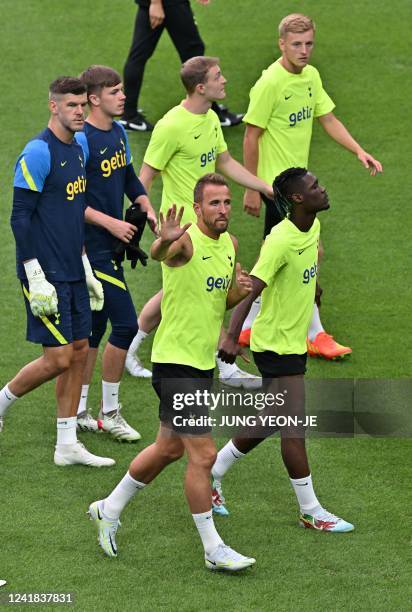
[152,224,235,370]
[250,217,320,355]
[243,60,335,184]
[144,104,227,225]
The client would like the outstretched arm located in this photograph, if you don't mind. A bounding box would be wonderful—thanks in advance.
[318,112,383,176]
[216,150,273,199]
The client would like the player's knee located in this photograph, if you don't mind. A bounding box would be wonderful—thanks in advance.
[157,442,184,463]
[45,347,73,375]
[71,339,89,363]
[190,447,217,471]
[109,321,139,350]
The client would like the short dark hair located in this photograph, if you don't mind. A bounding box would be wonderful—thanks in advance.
[180,56,219,94]
[273,167,308,217]
[194,173,229,203]
[79,65,121,97]
[49,77,86,98]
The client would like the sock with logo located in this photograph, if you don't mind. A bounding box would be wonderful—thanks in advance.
[127,329,148,357]
[77,384,89,415]
[102,381,120,414]
[241,296,261,331]
[56,416,77,446]
[308,304,325,342]
[192,509,224,555]
[0,384,19,418]
[290,474,321,514]
[211,440,245,481]
[103,472,146,519]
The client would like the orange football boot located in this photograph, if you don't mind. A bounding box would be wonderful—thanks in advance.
[307,332,352,360]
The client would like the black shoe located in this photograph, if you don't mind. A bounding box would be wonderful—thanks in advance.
[119,111,154,132]
[213,104,244,127]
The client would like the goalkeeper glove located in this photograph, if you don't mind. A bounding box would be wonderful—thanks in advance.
[82,254,104,311]
[113,203,148,269]
[24,259,58,317]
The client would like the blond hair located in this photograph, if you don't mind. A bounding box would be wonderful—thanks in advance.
[180,56,219,94]
[278,13,315,38]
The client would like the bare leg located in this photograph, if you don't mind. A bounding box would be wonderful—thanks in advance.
[82,347,98,386]
[129,424,184,483]
[56,339,89,418]
[8,344,73,398]
[102,343,127,383]
[182,435,217,513]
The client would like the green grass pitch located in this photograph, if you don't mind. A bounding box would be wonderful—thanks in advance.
[0,1,411,610]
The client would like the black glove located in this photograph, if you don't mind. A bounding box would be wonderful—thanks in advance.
[113,203,149,269]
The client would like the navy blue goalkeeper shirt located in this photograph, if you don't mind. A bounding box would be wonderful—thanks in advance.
[12,128,87,281]
[75,121,146,264]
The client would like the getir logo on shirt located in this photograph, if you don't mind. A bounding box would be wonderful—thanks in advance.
[206,275,231,292]
[101,148,127,177]
[289,106,313,127]
[66,175,86,201]
[303,262,317,284]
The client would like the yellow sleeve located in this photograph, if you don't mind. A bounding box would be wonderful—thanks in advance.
[314,71,335,118]
[250,234,287,286]
[143,119,179,171]
[215,115,228,154]
[243,74,279,129]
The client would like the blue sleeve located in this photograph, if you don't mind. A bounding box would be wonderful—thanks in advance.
[116,121,133,165]
[14,140,51,192]
[74,132,89,165]
[10,187,41,261]
[125,165,147,203]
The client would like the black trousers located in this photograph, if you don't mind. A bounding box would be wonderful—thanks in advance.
[123,1,205,117]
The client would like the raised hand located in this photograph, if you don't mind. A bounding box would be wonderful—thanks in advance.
[159,205,191,243]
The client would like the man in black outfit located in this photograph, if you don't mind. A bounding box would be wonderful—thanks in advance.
[121,0,243,131]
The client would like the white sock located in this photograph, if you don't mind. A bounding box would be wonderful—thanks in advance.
[192,509,224,554]
[127,329,148,357]
[56,417,77,446]
[211,440,245,481]
[308,304,324,341]
[0,384,18,418]
[102,380,120,414]
[103,472,146,519]
[216,355,238,377]
[290,474,321,514]
[77,384,89,415]
[241,296,261,330]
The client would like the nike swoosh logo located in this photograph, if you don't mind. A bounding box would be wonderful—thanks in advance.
[60,161,67,167]
[285,95,292,100]
[0,580,7,588]
[298,249,305,255]
[295,483,309,486]
[206,558,217,565]
[202,256,212,260]
[100,147,108,154]
[194,134,201,139]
